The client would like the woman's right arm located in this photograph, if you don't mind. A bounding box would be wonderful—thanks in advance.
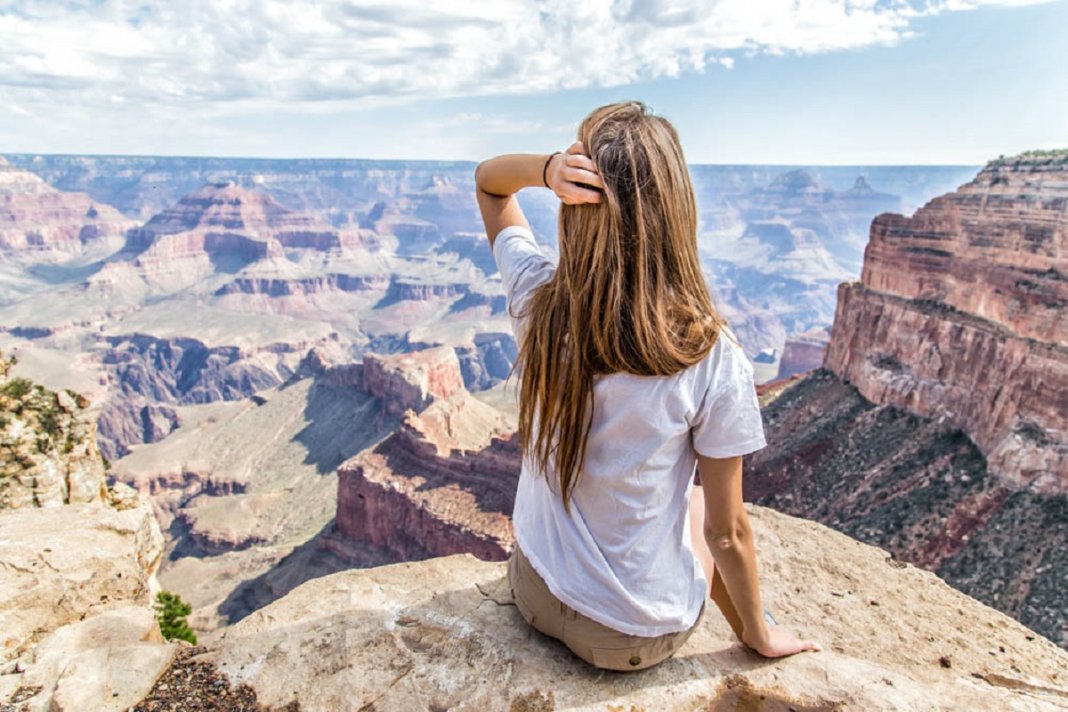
[696,453,822,657]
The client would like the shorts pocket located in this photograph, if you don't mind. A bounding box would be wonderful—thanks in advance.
[588,645,652,671]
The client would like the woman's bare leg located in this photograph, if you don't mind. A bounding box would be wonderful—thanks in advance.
[689,482,746,639]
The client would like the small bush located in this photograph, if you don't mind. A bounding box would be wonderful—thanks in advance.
[0,377,34,400]
[155,591,197,644]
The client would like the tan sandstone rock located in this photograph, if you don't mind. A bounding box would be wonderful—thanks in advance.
[0,501,164,661]
[202,505,1068,711]
[2,606,178,712]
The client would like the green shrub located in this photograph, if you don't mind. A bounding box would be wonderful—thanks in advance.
[0,377,34,400]
[155,590,197,644]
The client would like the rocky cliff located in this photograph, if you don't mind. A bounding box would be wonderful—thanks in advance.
[0,352,108,508]
[0,362,177,712]
[746,369,1067,650]
[330,345,518,563]
[182,506,1068,711]
[0,157,132,261]
[824,151,1067,490]
[747,151,1068,651]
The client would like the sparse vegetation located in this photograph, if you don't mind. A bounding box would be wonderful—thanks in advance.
[156,590,198,644]
[0,376,35,401]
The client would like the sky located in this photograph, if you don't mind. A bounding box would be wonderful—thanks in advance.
[0,0,1065,164]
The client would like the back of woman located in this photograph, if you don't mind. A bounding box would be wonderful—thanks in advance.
[475,100,821,671]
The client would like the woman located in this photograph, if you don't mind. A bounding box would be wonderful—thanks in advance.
[474,100,821,672]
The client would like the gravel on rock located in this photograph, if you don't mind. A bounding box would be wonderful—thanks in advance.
[129,646,300,712]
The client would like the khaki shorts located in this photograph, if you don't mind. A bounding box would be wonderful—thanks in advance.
[507,544,705,672]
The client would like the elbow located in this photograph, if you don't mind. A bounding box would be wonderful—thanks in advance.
[474,161,487,191]
[704,516,754,554]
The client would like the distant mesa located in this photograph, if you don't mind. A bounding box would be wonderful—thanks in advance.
[87,181,373,295]
[124,181,362,253]
[0,157,133,259]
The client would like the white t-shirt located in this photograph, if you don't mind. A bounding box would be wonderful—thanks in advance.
[492,224,768,637]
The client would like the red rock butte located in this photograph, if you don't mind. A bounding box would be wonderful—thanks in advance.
[825,151,1068,491]
[330,346,520,564]
[124,181,366,255]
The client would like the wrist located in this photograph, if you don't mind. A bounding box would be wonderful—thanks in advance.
[542,151,561,189]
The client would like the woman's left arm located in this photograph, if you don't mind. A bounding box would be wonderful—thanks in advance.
[474,143,604,249]
[474,154,544,248]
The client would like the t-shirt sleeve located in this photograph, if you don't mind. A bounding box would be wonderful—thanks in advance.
[690,329,768,458]
[491,225,556,344]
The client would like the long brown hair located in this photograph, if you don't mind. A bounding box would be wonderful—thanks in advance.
[512,100,725,510]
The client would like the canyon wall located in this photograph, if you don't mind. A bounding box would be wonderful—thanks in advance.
[749,151,1068,649]
[329,346,519,564]
[746,370,1067,649]
[97,333,305,459]
[824,151,1067,490]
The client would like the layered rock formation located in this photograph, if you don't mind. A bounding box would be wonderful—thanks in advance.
[0,353,108,508]
[194,506,1068,711]
[777,325,831,379]
[331,346,519,563]
[0,157,132,260]
[90,181,368,295]
[96,332,306,459]
[825,151,1068,490]
[454,330,517,391]
[109,345,516,634]
[214,272,390,297]
[359,345,465,416]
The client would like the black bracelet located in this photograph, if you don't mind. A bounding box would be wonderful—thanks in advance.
[543,151,561,188]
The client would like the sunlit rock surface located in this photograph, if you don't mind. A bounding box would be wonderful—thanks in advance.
[197,507,1068,711]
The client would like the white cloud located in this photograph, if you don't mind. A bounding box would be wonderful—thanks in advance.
[0,0,1054,115]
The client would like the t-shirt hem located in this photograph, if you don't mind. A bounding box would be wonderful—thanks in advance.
[694,433,768,459]
[514,531,703,638]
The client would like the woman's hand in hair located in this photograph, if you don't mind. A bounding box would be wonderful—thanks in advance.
[546,141,606,205]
